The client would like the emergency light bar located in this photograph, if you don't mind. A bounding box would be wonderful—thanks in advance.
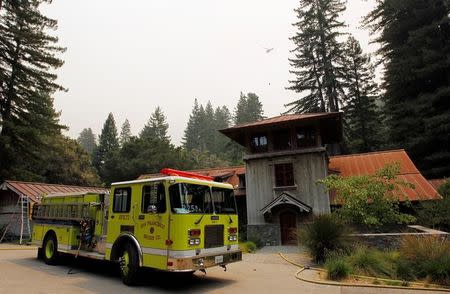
[160,168,214,181]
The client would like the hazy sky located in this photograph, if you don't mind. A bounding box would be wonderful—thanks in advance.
[43,0,377,145]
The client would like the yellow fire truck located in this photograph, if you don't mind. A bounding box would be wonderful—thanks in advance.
[31,169,242,285]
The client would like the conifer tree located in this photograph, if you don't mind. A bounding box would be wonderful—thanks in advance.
[201,101,216,152]
[183,99,202,150]
[119,119,132,146]
[0,0,66,180]
[234,92,264,124]
[77,128,97,156]
[364,0,450,177]
[140,106,170,144]
[287,0,347,113]
[342,36,381,153]
[213,106,231,155]
[93,113,119,182]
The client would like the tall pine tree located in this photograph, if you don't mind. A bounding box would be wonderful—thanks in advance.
[342,36,381,153]
[140,106,170,144]
[119,119,132,146]
[93,113,119,183]
[77,128,97,156]
[0,0,66,180]
[183,99,202,150]
[364,0,450,177]
[287,0,347,113]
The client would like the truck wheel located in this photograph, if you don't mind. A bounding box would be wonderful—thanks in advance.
[43,234,58,265]
[119,243,139,285]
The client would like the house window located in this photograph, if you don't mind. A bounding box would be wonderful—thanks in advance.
[142,183,166,213]
[273,129,292,151]
[296,127,316,148]
[250,133,268,153]
[113,187,131,213]
[274,163,294,187]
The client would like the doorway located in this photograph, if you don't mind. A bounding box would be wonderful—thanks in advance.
[280,211,297,245]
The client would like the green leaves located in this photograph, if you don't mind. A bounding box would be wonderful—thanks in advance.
[320,163,416,227]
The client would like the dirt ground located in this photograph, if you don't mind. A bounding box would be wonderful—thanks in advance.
[0,245,446,294]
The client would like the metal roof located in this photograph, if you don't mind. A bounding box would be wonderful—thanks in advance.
[219,112,343,147]
[428,178,447,190]
[221,112,342,131]
[328,150,441,202]
[0,180,109,203]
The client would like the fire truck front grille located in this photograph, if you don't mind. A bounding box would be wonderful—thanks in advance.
[204,225,224,248]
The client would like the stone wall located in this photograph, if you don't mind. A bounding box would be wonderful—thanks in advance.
[352,230,449,250]
[247,224,281,246]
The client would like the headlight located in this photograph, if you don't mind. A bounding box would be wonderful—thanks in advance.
[188,238,200,246]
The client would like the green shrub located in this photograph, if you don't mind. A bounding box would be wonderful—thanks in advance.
[300,214,351,262]
[325,256,352,280]
[239,241,257,253]
[416,179,450,232]
[399,235,450,285]
[348,247,395,277]
[247,236,264,249]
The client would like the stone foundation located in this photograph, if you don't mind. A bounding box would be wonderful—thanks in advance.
[247,224,281,246]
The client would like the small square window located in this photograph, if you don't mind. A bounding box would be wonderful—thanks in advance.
[273,129,292,151]
[296,127,316,148]
[113,187,131,213]
[250,133,268,153]
[274,163,294,187]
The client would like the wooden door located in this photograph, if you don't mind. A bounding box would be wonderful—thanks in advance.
[280,211,297,245]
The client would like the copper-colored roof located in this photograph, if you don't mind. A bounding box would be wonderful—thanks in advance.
[428,178,447,190]
[329,150,441,202]
[221,112,341,131]
[1,180,109,203]
[220,112,343,147]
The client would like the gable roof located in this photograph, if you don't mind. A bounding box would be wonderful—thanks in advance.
[0,180,108,203]
[260,192,312,214]
[328,149,441,202]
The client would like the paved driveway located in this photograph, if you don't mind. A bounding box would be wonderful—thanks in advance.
[0,245,446,293]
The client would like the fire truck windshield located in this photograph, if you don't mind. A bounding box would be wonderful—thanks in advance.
[169,183,236,214]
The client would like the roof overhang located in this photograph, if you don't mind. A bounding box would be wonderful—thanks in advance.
[220,112,343,147]
[260,192,312,214]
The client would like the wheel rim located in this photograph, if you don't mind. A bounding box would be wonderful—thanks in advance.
[45,239,54,259]
[120,251,130,276]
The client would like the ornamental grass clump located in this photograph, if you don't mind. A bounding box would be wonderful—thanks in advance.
[300,214,351,263]
[399,235,450,285]
[325,256,352,281]
[348,247,396,278]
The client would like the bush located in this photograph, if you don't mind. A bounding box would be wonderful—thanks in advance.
[399,235,450,285]
[239,241,257,253]
[416,179,450,232]
[348,247,395,278]
[319,163,416,227]
[247,236,264,249]
[325,256,352,280]
[300,214,351,263]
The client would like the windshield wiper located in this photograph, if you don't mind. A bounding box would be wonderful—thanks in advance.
[194,214,205,225]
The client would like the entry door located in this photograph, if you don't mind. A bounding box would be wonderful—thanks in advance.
[280,211,297,245]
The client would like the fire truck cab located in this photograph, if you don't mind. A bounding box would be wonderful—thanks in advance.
[31,169,242,285]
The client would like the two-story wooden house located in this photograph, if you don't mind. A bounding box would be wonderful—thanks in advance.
[220,112,342,245]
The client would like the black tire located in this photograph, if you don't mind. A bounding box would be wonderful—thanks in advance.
[119,243,139,286]
[42,233,58,265]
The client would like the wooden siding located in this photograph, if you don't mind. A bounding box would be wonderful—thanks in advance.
[245,150,330,225]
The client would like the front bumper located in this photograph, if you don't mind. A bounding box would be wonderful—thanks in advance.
[167,250,242,271]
